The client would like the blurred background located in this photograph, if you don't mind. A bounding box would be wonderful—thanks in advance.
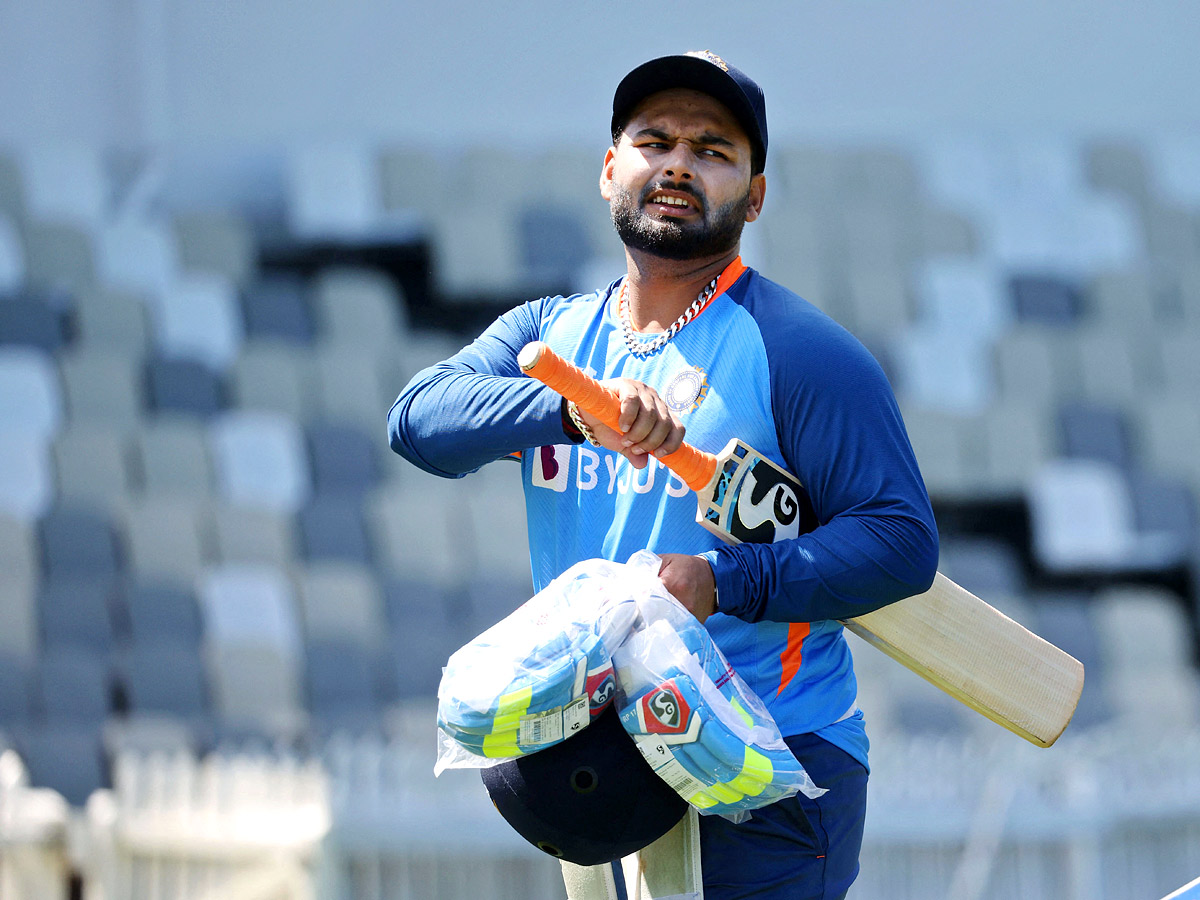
[1,1,1199,898]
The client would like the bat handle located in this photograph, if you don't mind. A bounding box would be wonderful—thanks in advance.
[518,342,717,492]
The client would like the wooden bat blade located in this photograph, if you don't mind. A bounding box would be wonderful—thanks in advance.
[844,574,1084,747]
[518,341,1084,747]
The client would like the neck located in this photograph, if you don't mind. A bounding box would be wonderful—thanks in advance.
[621,247,739,332]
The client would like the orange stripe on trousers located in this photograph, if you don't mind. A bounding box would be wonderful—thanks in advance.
[778,622,810,695]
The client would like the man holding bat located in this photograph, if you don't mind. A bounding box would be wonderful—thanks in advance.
[389,51,939,899]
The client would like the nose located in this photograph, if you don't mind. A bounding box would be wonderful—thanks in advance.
[661,143,695,181]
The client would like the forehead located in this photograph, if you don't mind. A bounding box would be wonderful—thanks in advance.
[624,88,749,145]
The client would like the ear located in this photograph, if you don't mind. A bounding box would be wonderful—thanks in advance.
[599,147,616,202]
[744,173,766,223]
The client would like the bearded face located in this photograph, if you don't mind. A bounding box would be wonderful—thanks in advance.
[608,177,752,261]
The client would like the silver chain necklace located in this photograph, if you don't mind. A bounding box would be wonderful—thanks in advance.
[618,277,719,358]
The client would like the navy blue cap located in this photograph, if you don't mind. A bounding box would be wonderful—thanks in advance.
[612,51,768,174]
[480,704,687,866]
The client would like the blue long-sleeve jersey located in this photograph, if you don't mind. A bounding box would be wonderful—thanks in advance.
[389,259,938,768]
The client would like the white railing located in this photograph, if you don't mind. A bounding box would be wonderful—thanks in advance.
[3,724,1199,900]
[322,704,566,900]
[76,749,333,900]
[0,748,71,900]
[851,726,1200,900]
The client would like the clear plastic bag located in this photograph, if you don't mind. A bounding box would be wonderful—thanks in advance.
[611,552,825,818]
[435,551,824,818]
[435,557,640,773]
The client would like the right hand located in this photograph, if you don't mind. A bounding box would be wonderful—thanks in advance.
[577,378,686,469]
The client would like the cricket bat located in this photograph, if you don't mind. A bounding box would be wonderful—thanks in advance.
[518,341,1084,748]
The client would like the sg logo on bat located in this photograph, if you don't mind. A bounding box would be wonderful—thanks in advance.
[703,440,812,544]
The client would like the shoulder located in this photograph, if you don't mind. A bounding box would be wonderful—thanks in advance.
[477,282,616,346]
[727,268,887,391]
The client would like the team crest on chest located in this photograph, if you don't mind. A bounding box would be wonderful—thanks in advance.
[664,366,709,413]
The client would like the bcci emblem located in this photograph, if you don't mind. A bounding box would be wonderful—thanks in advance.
[664,366,709,413]
[687,50,729,72]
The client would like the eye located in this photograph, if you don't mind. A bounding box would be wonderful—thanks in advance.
[700,148,729,160]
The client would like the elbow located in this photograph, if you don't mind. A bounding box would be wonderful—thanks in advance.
[387,400,412,459]
[386,398,459,479]
[897,520,939,600]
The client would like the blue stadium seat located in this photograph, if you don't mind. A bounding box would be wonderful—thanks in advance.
[0,651,30,729]
[304,639,381,732]
[390,624,452,700]
[0,156,23,220]
[891,694,971,737]
[18,724,107,806]
[386,578,474,700]
[297,495,372,563]
[1034,592,1110,728]
[938,536,1027,596]
[517,204,593,288]
[241,273,316,343]
[116,640,209,721]
[1128,470,1197,538]
[32,648,112,728]
[38,578,118,656]
[1058,401,1135,471]
[305,422,380,498]
[38,506,122,580]
[0,297,67,352]
[144,356,226,418]
[1009,274,1084,324]
[125,581,203,648]
[382,576,462,632]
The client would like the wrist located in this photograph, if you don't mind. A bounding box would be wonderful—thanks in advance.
[561,397,583,443]
[566,400,601,447]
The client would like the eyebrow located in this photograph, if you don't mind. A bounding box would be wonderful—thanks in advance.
[633,127,737,150]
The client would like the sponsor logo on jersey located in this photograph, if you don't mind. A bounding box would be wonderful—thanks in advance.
[532,444,571,493]
[532,445,691,498]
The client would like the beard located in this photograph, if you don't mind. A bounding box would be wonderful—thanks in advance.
[609,179,751,261]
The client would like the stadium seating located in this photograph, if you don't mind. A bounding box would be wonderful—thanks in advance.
[0,135,1197,859]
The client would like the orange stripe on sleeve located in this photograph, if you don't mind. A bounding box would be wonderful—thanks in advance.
[778,622,810,695]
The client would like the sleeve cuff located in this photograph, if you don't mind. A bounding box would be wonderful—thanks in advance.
[701,548,747,619]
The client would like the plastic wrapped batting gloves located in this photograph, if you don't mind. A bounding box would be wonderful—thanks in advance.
[435,557,641,772]
[612,554,826,819]
[436,550,824,819]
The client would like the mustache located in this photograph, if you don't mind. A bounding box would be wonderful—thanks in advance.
[639,181,705,210]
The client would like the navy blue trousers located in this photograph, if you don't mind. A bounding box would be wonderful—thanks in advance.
[697,732,868,900]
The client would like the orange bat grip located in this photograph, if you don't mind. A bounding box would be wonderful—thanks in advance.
[518,341,717,492]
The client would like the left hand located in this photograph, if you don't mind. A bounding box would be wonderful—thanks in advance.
[658,553,717,623]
